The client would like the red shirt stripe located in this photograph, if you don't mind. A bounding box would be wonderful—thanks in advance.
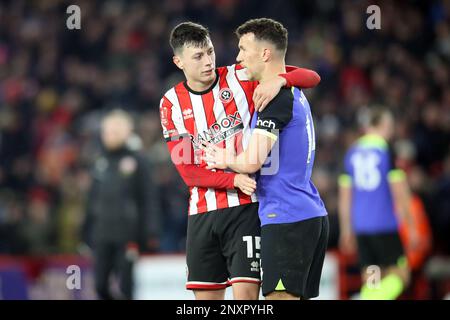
[201,91,229,209]
[175,83,208,213]
[217,67,251,206]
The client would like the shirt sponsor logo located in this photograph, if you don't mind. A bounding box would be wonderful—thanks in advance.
[191,111,243,147]
[257,118,276,130]
[182,108,194,120]
[189,111,243,163]
[163,128,178,138]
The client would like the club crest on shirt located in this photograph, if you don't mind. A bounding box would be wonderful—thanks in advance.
[160,106,169,126]
[219,88,233,104]
[120,156,137,176]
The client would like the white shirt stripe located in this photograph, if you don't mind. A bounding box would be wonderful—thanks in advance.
[211,84,225,129]
[189,186,199,215]
[164,88,188,136]
[226,65,252,149]
[226,189,240,207]
[211,74,242,207]
[166,88,200,215]
[226,65,258,204]
[189,92,217,212]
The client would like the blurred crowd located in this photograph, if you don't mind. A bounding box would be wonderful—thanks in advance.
[0,0,448,257]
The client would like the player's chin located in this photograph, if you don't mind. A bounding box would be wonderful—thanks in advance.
[201,72,215,82]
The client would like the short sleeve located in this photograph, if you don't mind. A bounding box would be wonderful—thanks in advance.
[254,90,293,133]
[338,150,353,187]
[387,144,406,183]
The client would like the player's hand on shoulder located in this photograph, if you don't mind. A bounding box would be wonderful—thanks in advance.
[253,76,285,112]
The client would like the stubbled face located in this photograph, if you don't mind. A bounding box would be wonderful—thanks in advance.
[101,117,132,150]
[236,33,264,81]
[175,38,216,86]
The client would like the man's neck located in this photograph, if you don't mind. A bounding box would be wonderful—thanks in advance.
[259,60,286,83]
[186,74,217,92]
[366,129,386,141]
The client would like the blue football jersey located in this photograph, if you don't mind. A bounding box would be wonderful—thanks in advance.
[341,134,402,234]
[251,87,327,226]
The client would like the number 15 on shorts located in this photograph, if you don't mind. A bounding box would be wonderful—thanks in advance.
[243,236,261,258]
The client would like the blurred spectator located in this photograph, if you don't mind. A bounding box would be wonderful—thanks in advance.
[136,112,188,252]
[81,109,161,299]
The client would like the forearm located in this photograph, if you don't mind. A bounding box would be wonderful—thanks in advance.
[281,66,321,88]
[389,177,414,227]
[177,163,237,188]
[338,183,353,235]
[338,203,352,235]
[228,161,258,174]
[339,209,353,235]
[396,195,414,228]
[167,139,237,189]
[227,152,261,174]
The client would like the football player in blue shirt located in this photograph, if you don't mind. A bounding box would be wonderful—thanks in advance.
[338,106,418,300]
[202,18,329,300]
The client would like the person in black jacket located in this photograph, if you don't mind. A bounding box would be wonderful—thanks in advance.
[82,109,161,300]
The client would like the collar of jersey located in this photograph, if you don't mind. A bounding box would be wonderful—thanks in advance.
[357,133,388,149]
[183,69,219,95]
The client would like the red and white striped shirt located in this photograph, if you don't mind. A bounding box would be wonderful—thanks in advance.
[160,64,258,215]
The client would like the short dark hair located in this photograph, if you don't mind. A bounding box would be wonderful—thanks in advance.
[235,18,288,53]
[368,105,393,127]
[169,22,210,54]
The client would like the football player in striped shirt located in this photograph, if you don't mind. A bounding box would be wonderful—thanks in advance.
[159,21,320,300]
[338,106,418,300]
[202,18,328,300]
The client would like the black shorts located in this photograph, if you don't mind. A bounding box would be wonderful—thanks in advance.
[356,232,405,268]
[261,215,329,299]
[186,203,261,290]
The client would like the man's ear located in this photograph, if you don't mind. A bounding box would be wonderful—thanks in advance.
[173,55,183,70]
[262,48,271,62]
